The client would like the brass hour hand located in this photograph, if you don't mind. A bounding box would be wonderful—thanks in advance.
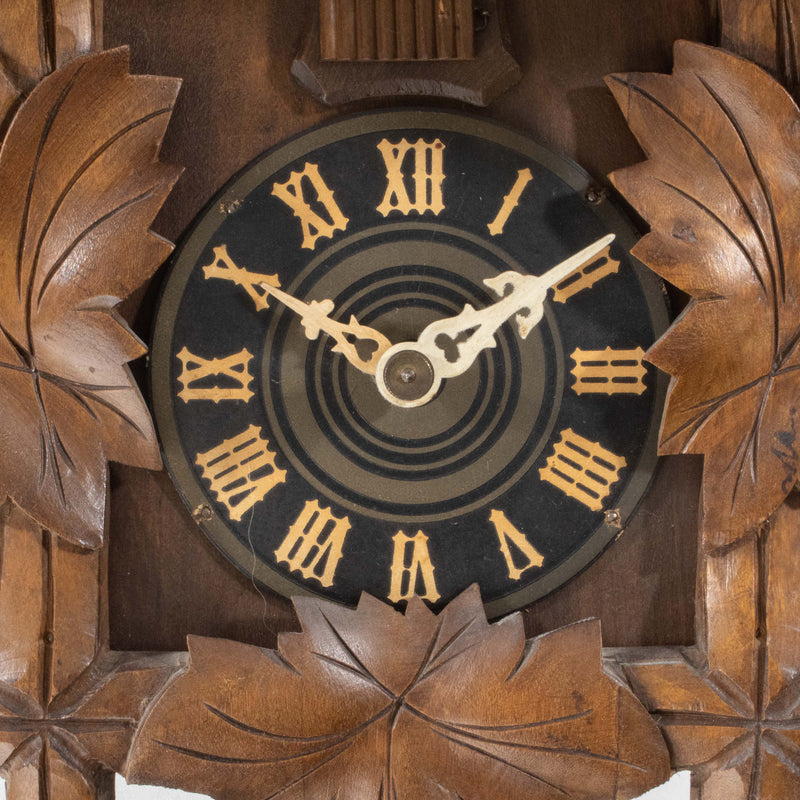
[258,282,391,375]
[201,246,390,375]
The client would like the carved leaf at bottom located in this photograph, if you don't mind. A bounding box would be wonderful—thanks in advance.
[126,586,669,800]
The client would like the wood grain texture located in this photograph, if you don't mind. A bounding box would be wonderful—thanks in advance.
[606,41,800,545]
[319,0,472,60]
[0,0,102,141]
[0,0,101,97]
[613,496,800,798]
[0,500,182,799]
[296,0,508,105]
[0,47,180,548]
[126,586,670,800]
[719,0,800,97]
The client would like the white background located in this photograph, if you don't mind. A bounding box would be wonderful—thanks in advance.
[0,771,691,798]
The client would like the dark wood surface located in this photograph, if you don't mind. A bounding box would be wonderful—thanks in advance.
[102,0,712,653]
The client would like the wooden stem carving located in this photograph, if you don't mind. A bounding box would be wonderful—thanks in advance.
[718,0,800,98]
[0,0,102,127]
[0,7,185,798]
[612,497,800,798]
[0,501,182,799]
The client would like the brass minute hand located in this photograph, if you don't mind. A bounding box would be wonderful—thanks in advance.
[412,234,615,380]
[258,282,392,375]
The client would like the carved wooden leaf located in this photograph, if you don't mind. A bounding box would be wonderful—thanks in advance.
[605,41,800,543]
[126,586,669,800]
[0,47,181,548]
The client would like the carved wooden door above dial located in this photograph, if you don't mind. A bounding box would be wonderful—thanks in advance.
[150,110,668,615]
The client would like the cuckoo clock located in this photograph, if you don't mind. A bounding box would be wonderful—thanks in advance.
[0,2,798,798]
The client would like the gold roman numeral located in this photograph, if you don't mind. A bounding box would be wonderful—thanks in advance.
[487,168,533,236]
[570,346,647,395]
[196,425,286,521]
[489,509,544,581]
[376,138,445,217]
[274,500,351,588]
[176,347,254,403]
[387,530,440,603]
[202,244,279,311]
[551,243,620,302]
[539,428,626,511]
[272,162,349,250]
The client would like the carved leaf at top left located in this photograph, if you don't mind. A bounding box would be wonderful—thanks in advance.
[0,47,181,549]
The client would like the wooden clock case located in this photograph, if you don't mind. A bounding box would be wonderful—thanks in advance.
[1,0,799,797]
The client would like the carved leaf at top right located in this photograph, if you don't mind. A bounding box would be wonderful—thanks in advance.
[606,41,800,546]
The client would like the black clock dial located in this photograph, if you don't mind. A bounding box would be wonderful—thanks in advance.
[150,110,668,616]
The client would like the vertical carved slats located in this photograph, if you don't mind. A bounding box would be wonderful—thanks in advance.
[337,0,357,59]
[356,0,377,59]
[434,0,455,58]
[396,0,416,58]
[415,0,435,59]
[320,0,338,59]
[453,0,472,59]
[375,0,396,58]
[320,0,473,60]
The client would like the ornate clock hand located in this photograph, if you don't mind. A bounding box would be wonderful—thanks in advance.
[201,245,390,374]
[375,234,615,407]
[257,282,392,375]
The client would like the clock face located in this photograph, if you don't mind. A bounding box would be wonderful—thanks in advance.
[150,110,668,616]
